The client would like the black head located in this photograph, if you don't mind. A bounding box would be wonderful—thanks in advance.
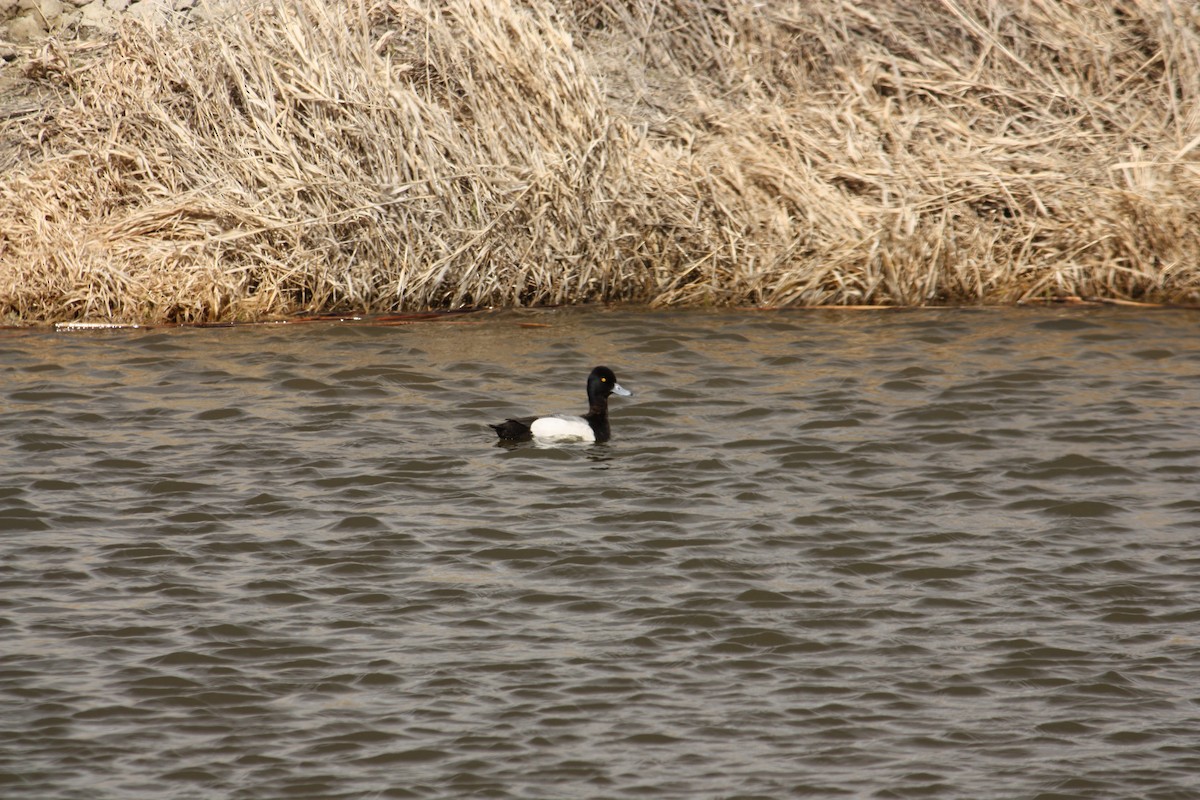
[586,366,632,405]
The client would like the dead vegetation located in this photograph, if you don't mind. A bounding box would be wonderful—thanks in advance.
[1,0,1199,322]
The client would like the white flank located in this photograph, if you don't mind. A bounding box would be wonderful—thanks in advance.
[529,415,595,442]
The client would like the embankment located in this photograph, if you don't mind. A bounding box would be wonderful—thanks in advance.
[2,0,1199,322]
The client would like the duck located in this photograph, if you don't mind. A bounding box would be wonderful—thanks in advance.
[490,366,632,443]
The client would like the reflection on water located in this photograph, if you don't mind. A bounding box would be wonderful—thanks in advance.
[2,308,1199,799]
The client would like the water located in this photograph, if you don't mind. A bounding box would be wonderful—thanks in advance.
[1,307,1198,800]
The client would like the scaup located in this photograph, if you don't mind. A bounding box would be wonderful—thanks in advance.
[490,366,632,443]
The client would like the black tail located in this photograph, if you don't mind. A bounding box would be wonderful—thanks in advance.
[490,418,534,440]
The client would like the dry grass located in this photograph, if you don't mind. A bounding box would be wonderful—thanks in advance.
[1,0,1199,322]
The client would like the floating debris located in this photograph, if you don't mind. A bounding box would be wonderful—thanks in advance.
[55,321,144,331]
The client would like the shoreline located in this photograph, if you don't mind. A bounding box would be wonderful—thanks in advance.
[2,296,1189,334]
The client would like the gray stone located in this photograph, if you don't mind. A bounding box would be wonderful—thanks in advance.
[126,0,173,26]
[39,0,64,20]
[5,12,47,41]
[77,0,113,29]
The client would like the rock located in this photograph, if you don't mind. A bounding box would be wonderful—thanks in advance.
[2,0,197,40]
[3,0,67,38]
[5,12,47,41]
[126,0,174,26]
[77,0,113,30]
[39,0,64,21]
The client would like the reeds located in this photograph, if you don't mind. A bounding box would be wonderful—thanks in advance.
[1,0,1198,322]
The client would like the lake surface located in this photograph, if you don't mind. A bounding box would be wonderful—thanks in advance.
[1,307,1198,800]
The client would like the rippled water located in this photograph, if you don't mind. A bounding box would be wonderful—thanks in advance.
[2,307,1198,799]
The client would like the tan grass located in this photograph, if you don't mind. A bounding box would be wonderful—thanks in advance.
[1,0,1199,322]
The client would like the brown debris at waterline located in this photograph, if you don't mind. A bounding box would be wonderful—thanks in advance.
[22,297,1200,333]
[2,0,1200,324]
[48,308,486,331]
